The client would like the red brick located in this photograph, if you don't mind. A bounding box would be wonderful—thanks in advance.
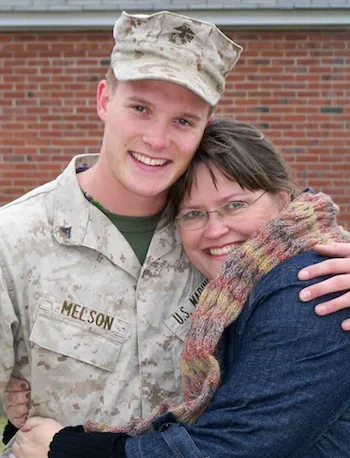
[0,28,348,228]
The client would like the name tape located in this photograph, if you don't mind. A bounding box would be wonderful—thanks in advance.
[40,293,128,338]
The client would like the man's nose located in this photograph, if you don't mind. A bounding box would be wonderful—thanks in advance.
[142,124,171,151]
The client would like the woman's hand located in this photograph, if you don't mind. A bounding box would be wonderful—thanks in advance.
[298,243,350,330]
[12,417,63,458]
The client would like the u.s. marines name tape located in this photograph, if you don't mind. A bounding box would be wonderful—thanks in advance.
[164,278,209,341]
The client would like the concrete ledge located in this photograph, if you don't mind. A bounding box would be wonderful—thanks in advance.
[0,9,350,29]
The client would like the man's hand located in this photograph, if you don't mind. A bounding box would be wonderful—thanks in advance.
[2,377,31,428]
[12,417,63,458]
[298,243,350,330]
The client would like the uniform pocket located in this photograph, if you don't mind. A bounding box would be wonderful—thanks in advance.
[29,293,128,371]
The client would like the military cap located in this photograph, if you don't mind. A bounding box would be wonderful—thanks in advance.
[111,11,243,106]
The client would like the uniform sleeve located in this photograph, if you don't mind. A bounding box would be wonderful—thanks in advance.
[125,260,350,457]
[0,263,18,394]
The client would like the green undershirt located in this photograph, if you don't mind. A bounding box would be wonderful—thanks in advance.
[83,191,162,265]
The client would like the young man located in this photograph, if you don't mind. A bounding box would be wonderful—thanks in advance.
[0,9,242,432]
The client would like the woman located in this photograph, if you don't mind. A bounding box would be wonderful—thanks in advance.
[9,118,350,457]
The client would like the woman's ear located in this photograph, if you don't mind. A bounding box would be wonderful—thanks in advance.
[276,190,291,212]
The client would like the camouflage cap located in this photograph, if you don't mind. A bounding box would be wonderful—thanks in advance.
[111,11,243,106]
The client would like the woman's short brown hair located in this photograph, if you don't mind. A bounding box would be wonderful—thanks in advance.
[162,117,297,226]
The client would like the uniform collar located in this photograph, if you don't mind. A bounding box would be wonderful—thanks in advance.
[53,154,97,246]
[52,154,181,278]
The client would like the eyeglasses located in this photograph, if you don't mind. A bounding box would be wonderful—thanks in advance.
[176,191,267,231]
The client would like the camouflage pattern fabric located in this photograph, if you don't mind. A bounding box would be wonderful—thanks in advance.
[111,11,243,106]
[0,155,205,426]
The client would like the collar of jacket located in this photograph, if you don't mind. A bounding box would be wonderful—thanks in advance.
[52,154,180,279]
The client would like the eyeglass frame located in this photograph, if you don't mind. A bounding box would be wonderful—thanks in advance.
[175,190,268,231]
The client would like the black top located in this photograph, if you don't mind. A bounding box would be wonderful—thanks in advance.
[48,426,128,458]
[2,422,128,458]
[2,420,18,445]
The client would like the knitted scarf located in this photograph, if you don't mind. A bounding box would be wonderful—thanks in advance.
[85,192,350,435]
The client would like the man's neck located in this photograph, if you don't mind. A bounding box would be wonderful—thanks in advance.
[77,161,166,217]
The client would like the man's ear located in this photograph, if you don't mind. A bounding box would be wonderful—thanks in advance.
[206,105,217,126]
[207,115,214,126]
[97,79,110,122]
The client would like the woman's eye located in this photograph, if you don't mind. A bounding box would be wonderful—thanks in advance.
[184,210,204,219]
[226,201,247,210]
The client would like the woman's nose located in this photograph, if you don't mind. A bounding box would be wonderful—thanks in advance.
[202,212,231,239]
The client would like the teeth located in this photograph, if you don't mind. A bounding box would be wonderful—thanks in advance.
[131,152,167,167]
[209,244,235,256]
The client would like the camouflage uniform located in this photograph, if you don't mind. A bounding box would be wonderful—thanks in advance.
[0,154,205,426]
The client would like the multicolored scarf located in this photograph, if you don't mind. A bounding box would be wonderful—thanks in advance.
[85,192,350,435]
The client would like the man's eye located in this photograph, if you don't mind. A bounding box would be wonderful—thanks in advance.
[176,118,191,126]
[133,105,146,113]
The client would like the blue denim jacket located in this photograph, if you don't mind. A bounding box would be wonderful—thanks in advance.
[126,251,350,457]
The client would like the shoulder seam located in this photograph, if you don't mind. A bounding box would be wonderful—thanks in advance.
[0,185,56,211]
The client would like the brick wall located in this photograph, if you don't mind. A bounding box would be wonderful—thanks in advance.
[0,29,349,227]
